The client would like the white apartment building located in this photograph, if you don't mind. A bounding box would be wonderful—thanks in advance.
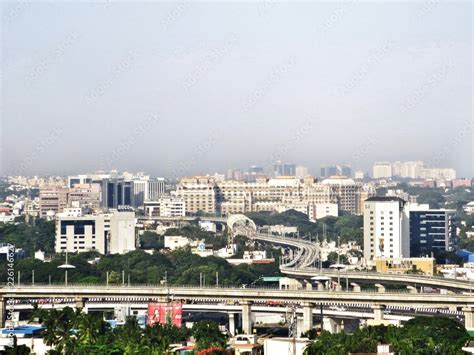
[310,203,339,219]
[157,196,185,217]
[420,168,456,180]
[295,165,310,178]
[391,161,424,179]
[363,197,409,263]
[55,210,136,255]
[373,162,392,179]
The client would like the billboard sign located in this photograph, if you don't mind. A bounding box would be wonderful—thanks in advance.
[147,302,182,327]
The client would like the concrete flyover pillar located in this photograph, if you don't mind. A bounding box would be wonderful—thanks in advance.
[241,301,253,335]
[75,298,87,313]
[322,318,338,334]
[407,286,417,294]
[374,284,385,293]
[0,297,5,328]
[228,312,236,336]
[350,283,361,292]
[301,302,314,335]
[462,307,474,334]
[372,304,385,321]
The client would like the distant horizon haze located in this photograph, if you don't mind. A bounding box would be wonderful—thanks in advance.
[1,1,472,177]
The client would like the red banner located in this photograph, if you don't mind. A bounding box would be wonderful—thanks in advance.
[147,302,182,327]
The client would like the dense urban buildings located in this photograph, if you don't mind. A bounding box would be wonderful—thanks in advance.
[174,175,371,217]
[372,161,457,181]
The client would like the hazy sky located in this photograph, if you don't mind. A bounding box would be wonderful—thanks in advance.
[1,1,472,178]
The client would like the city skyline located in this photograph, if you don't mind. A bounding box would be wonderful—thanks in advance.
[1,2,472,177]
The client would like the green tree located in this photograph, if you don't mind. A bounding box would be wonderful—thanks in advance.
[191,320,227,350]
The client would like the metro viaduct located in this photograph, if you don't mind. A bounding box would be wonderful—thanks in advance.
[1,285,474,335]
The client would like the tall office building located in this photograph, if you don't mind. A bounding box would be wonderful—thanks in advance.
[363,197,409,263]
[320,165,338,178]
[101,179,133,209]
[132,179,148,207]
[148,178,166,201]
[67,175,92,188]
[408,204,456,257]
[373,162,393,179]
[274,161,296,176]
[320,165,351,178]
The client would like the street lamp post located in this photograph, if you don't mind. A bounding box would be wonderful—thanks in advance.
[58,251,75,286]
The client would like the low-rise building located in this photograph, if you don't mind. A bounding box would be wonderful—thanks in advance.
[375,257,435,275]
[164,236,190,251]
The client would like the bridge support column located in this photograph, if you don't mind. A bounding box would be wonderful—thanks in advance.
[75,298,87,313]
[301,302,314,335]
[407,286,417,294]
[228,313,236,336]
[462,307,474,334]
[322,318,338,334]
[350,283,361,292]
[241,301,253,335]
[0,297,5,328]
[373,304,385,321]
[374,284,385,293]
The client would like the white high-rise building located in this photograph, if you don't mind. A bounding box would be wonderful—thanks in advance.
[363,197,409,263]
[55,210,136,255]
[420,168,456,180]
[373,162,392,179]
[132,179,148,207]
[391,161,424,179]
[295,165,310,178]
